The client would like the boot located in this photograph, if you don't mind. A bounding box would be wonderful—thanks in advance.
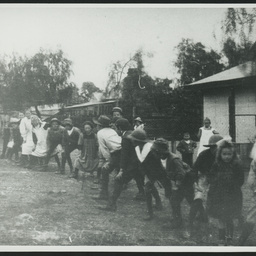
[98,198,117,212]
[144,190,154,221]
[238,222,254,246]
[26,155,36,169]
[93,167,109,199]
[151,185,163,210]
[69,168,79,179]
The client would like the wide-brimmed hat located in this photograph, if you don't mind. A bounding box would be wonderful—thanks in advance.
[63,118,73,126]
[112,107,123,114]
[151,138,169,154]
[127,129,149,142]
[50,118,61,125]
[134,117,143,123]
[204,134,223,147]
[93,115,111,127]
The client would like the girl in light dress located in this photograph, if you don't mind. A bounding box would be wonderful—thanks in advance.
[197,117,218,156]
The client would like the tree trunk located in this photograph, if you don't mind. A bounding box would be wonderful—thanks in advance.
[35,105,41,119]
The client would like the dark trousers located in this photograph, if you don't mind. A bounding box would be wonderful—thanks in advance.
[109,168,145,206]
[100,150,121,197]
[1,139,9,158]
[45,144,63,169]
[182,153,193,167]
[170,183,194,223]
[7,144,20,161]
[62,145,78,172]
[144,174,172,216]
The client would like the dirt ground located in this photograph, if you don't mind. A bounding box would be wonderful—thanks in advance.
[0,150,255,247]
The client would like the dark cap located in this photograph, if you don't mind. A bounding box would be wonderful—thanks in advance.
[151,138,169,154]
[134,117,143,123]
[93,115,111,127]
[127,129,149,143]
[112,107,123,114]
[204,134,223,147]
[115,118,131,130]
[63,118,73,126]
[50,118,61,125]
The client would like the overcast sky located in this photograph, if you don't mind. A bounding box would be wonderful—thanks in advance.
[0,4,249,90]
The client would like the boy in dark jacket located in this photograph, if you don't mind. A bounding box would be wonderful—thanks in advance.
[62,118,82,177]
[151,138,195,228]
[177,132,197,167]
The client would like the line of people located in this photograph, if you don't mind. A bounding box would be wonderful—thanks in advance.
[1,110,255,246]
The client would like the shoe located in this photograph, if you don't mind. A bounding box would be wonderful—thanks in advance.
[91,195,108,201]
[154,202,163,211]
[69,173,78,179]
[169,219,183,229]
[134,192,146,201]
[98,205,117,212]
[143,214,154,221]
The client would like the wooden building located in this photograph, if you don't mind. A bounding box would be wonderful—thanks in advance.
[187,61,256,166]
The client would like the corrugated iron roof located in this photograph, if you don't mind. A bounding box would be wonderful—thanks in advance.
[188,61,256,86]
[64,100,116,109]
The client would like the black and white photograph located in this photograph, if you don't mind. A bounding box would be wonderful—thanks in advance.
[0,3,256,252]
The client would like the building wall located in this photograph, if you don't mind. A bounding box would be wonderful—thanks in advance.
[203,88,230,137]
[235,87,256,143]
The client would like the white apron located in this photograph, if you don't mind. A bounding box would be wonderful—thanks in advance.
[197,127,215,156]
[31,122,48,158]
[19,117,34,155]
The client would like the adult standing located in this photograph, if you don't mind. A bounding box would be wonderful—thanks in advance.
[19,110,34,167]
[134,117,144,130]
[99,118,145,212]
[197,117,218,156]
[92,115,122,200]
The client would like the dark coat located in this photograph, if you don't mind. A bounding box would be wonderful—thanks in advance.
[177,139,197,155]
[63,127,82,150]
[47,126,65,149]
[207,160,244,220]
[120,130,138,172]
[165,153,194,186]
[192,148,216,181]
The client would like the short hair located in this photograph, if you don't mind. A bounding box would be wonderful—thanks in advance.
[83,121,94,129]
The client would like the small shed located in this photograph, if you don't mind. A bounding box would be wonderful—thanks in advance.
[187,61,256,166]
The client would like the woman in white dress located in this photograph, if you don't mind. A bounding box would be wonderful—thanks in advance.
[19,110,35,167]
[197,117,218,156]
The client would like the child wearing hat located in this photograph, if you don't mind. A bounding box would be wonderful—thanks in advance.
[92,115,122,200]
[190,134,223,239]
[44,118,65,172]
[151,138,195,228]
[134,117,144,130]
[72,121,99,181]
[128,131,171,220]
[62,118,83,177]
[177,132,197,167]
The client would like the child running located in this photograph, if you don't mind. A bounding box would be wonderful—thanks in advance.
[207,139,244,246]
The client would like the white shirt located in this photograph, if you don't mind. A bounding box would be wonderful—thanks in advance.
[135,142,153,163]
[67,127,74,136]
[161,159,167,170]
[97,127,122,161]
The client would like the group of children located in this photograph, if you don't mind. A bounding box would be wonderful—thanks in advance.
[0,111,255,246]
